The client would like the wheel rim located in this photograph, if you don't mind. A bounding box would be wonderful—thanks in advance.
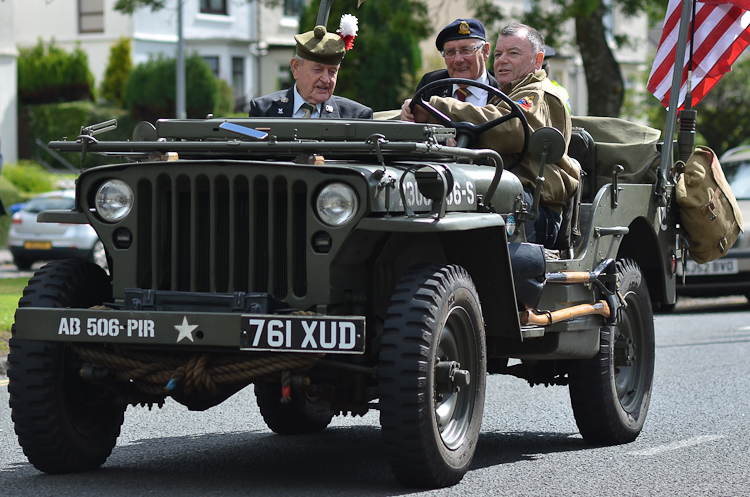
[613,289,648,412]
[434,306,477,450]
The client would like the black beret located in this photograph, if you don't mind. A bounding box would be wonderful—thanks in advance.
[435,19,487,52]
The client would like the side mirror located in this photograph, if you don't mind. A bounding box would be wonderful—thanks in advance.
[529,126,565,165]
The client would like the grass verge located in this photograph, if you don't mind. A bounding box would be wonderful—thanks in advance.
[0,277,29,355]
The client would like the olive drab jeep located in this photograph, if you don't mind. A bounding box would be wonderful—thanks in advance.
[8,0,699,489]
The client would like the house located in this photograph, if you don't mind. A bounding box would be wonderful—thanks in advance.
[12,0,301,113]
[0,0,17,164]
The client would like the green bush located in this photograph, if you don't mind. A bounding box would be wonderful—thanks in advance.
[1,162,58,195]
[215,78,234,117]
[20,101,138,169]
[18,39,95,104]
[0,166,47,247]
[124,53,219,122]
[101,37,133,108]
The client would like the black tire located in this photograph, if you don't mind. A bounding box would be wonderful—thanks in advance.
[254,380,334,435]
[13,255,33,271]
[8,260,125,474]
[568,258,655,445]
[379,264,486,488]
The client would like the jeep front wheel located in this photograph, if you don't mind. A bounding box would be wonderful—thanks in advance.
[8,260,125,474]
[568,258,656,445]
[379,264,486,488]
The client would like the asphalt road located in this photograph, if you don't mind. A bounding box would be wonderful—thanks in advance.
[1,298,749,496]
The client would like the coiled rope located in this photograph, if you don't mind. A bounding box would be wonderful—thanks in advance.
[73,344,323,398]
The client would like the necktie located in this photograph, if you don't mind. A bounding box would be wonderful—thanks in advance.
[300,103,316,118]
[455,88,470,102]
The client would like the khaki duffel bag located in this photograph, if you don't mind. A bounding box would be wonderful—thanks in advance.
[674,146,744,264]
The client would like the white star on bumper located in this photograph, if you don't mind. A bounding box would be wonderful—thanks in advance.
[174,317,199,342]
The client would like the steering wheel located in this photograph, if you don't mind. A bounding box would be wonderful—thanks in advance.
[410,78,530,169]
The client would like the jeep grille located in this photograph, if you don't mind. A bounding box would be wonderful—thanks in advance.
[135,173,307,299]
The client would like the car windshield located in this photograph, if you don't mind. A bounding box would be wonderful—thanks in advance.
[723,161,750,200]
[23,196,75,214]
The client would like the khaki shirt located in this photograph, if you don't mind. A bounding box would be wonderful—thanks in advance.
[428,70,579,212]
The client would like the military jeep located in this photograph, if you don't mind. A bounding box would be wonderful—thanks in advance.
[8,10,694,489]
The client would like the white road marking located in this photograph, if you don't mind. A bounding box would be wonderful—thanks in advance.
[627,435,725,456]
[739,326,750,331]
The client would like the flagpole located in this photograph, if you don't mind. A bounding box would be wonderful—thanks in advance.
[658,0,693,205]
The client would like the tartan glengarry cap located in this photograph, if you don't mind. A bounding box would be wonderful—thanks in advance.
[435,19,487,52]
[294,25,346,65]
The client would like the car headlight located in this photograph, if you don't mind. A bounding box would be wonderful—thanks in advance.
[95,180,134,222]
[316,183,358,226]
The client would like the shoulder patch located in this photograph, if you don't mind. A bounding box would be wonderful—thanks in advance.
[516,94,535,110]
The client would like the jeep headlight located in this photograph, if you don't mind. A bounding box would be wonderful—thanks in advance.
[95,180,134,222]
[316,183,358,226]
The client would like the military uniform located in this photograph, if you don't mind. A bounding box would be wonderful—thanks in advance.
[428,69,579,213]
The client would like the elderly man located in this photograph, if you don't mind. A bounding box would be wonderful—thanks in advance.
[249,18,372,119]
[409,23,578,248]
[400,19,496,120]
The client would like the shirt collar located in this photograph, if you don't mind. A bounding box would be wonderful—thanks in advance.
[292,85,321,117]
[452,71,490,105]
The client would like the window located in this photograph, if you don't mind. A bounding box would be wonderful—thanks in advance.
[200,0,227,15]
[232,57,246,112]
[283,0,302,17]
[79,0,104,34]
[232,58,245,97]
[203,56,220,77]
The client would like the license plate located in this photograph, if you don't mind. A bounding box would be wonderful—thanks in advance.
[240,315,365,354]
[24,241,52,250]
[685,258,739,276]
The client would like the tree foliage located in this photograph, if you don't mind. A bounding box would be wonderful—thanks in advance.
[101,37,133,108]
[113,0,167,14]
[469,0,669,117]
[17,39,95,105]
[691,54,750,156]
[300,0,431,112]
[123,54,219,122]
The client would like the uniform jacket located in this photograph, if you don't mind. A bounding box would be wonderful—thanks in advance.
[428,69,578,212]
[248,87,373,119]
[415,69,498,101]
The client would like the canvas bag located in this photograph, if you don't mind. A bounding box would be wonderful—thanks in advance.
[674,146,744,264]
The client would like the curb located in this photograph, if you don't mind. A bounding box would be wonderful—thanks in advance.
[0,355,7,377]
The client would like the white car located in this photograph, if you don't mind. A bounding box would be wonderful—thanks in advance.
[7,190,106,271]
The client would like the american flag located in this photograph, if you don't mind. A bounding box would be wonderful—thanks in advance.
[647,0,750,108]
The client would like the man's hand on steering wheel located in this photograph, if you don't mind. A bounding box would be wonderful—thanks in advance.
[409,78,529,160]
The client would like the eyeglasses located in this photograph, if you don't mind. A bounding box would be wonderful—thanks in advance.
[441,44,483,59]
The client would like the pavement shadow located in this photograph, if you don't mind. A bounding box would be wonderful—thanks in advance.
[0,426,590,497]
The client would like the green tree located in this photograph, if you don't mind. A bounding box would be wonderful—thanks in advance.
[300,0,431,111]
[688,54,750,156]
[101,37,133,108]
[124,54,219,122]
[17,39,95,104]
[469,0,669,117]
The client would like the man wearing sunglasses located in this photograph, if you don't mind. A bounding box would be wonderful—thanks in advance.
[400,18,496,120]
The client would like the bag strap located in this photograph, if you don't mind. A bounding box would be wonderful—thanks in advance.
[702,185,723,221]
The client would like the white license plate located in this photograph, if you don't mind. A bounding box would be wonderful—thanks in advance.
[685,258,739,276]
[240,315,365,354]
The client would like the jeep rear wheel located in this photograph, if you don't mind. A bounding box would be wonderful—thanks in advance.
[379,264,486,488]
[568,258,655,445]
[254,381,334,435]
[8,260,125,474]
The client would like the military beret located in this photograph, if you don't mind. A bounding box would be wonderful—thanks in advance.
[295,25,346,66]
[435,19,487,52]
